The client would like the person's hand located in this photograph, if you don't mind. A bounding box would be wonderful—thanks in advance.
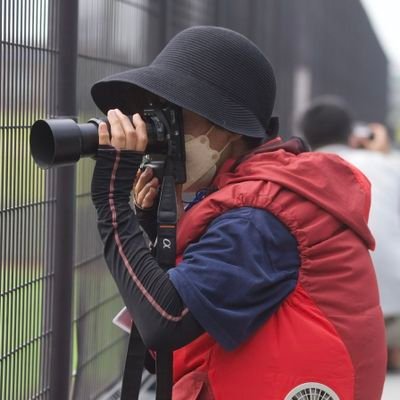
[349,123,391,154]
[133,167,160,209]
[98,109,148,151]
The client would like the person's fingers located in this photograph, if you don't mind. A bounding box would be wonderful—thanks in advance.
[136,177,159,205]
[98,122,111,145]
[115,109,137,150]
[108,109,125,149]
[368,123,387,137]
[105,110,148,151]
[356,137,371,148]
[349,131,390,153]
[134,167,154,197]
[132,113,148,152]
[136,177,159,207]
[136,184,153,207]
[366,123,390,153]
[350,125,391,153]
[141,187,159,209]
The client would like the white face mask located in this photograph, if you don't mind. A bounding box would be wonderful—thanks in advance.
[183,125,234,192]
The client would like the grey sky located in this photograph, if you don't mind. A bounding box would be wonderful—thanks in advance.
[361,0,400,70]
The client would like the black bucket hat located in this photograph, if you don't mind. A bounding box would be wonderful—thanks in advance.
[91,26,277,138]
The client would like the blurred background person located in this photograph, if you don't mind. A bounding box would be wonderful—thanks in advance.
[300,96,400,371]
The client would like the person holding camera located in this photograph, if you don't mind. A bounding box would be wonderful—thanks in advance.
[90,27,386,399]
[300,96,400,373]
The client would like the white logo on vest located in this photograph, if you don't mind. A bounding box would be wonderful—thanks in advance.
[284,382,340,400]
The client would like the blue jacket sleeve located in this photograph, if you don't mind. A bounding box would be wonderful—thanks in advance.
[168,207,300,350]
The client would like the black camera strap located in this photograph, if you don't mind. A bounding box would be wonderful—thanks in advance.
[155,350,173,399]
[156,174,178,268]
[121,323,147,400]
[153,169,177,399]
[121,165,177,400]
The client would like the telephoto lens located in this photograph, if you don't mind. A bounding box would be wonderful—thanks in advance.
[30,118,101,169]
[30,113,170,169]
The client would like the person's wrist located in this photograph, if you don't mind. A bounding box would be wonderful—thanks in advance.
[91,148,143,206]
[133,197,156,212]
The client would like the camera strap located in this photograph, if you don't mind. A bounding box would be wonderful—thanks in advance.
[156,174,177,268]
[121,170,176,400]
[153,172,177,399]
[121,323,147,400]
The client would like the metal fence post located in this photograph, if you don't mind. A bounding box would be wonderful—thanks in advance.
[50,0,79,398]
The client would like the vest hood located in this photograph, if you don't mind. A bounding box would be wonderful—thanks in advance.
[214,137,375,249]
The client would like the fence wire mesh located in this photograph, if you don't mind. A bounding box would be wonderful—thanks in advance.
[1,0,59,398]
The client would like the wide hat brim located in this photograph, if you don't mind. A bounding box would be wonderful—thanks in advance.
[91,65,268,138]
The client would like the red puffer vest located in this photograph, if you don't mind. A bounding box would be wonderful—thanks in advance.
[172,139,386,400]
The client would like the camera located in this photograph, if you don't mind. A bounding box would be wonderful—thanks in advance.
[30,104,186,183]
[353,123,375,141]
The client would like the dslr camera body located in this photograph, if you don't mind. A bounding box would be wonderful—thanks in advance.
[30,103,186,183]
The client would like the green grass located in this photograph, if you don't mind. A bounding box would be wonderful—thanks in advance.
[0,126,46,209]
[0,263,125,399]
[0,267,44,400]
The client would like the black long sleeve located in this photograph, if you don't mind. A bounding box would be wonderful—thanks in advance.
[91,146,203,350]
[134,204,158,243]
